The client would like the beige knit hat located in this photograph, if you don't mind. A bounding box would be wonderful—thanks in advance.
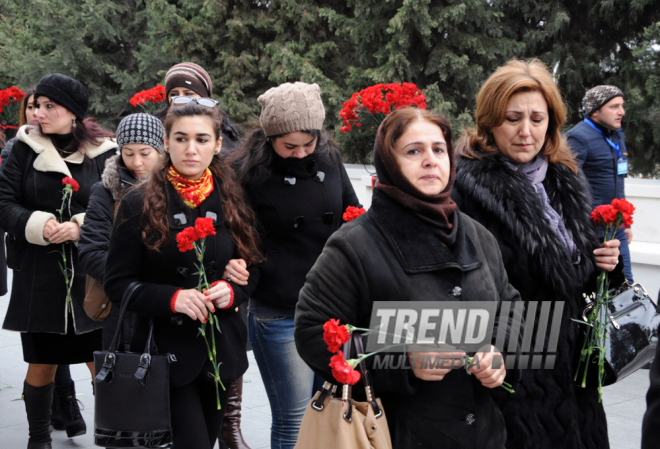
[258,82,325,136]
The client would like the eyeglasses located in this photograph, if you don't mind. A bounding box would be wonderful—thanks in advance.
[170,96,219,108]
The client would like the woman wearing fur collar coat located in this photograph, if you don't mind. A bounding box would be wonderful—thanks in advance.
[452,59,622,449]
[0,73,116,449]
[78,113,165,350]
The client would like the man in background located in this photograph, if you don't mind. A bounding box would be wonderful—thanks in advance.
[566,85,633,281]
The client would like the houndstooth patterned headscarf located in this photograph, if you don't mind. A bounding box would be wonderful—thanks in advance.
[583,85,624,117]
[116,113,166,153]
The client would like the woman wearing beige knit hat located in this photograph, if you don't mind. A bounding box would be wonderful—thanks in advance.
[226,81,361,449]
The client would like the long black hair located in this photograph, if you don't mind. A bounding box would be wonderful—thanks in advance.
[227,127,340,186]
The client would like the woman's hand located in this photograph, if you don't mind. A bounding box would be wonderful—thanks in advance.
[625,228,633,244]
[48,222,80,244]
[594,239,620,272]
[174,288,214,322]
[409,347,466,381]
[43,219,59,240]
[468,345,506,388]
[222,259,249,286]
[205,282,233,310]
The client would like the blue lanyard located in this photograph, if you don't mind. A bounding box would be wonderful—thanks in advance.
[584,118,623,160]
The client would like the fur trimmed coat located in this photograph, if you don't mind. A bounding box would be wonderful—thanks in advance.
[0,125,116,334]
[452,152,614,449]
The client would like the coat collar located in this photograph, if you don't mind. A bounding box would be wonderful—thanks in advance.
[368,189,482,274]
[17,125,117,177]
[454,153,598,295]
[102,155,139,202]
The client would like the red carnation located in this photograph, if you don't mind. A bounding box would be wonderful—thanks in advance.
[342,206,366,222]
[329,351,361,385]
[323,319,351,353]
[62,177,80,192]
[194,217,216,239]
[611,198,635,228]
[176,227,198,252]
[590,205,617,226]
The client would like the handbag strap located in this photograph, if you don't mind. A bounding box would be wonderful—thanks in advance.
[341,332,384,420]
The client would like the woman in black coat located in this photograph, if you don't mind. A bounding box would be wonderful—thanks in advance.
[226,82,360,449]
[103,100,263,448]
[452,59,622,449]
[0,74,116,449]
[78,113,165,350]
[295,108,522,449]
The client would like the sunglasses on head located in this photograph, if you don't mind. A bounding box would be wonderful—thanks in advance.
[171,96,219,108]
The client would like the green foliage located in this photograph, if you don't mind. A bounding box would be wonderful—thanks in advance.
[0,0,658,173]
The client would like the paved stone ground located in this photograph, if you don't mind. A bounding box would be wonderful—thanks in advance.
[0,268,650,448]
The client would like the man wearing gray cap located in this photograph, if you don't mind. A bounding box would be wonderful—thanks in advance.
[566,85,632,281]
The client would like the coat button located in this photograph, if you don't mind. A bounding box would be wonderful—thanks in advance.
[451,286,462,297]
[465,413,476,425]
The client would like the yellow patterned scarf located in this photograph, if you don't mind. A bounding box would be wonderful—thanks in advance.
[167,165,214,209]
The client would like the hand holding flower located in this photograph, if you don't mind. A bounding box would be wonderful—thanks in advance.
[409,346,466,381]
[468,345,507,389]
[43,218,59,240]
[204,281,233,309]
[48,221,80,244]
[593,239,620,272]
[174,288,214,322]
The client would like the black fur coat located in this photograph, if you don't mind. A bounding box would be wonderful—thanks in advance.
[452,152,612,449]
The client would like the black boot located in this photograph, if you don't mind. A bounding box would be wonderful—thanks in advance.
[50,386,64,431]
[55,380,86,438]
[221,377,251,449]
[23,381,53,449]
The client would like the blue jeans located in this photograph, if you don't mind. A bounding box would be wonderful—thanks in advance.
[248,313,324,449]
[614,226,633,282]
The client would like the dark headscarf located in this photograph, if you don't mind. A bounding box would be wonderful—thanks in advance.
[373,110,458,246]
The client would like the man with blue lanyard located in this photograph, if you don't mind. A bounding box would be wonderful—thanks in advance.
[567,85,633,281]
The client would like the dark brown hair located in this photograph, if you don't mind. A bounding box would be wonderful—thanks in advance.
[457,58,578,172]
[19,88,36,126]
[228,127,340,186]
[142,102,263,264]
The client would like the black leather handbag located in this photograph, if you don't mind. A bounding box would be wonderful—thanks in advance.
[578,281,660,387]
[93,282,176,448]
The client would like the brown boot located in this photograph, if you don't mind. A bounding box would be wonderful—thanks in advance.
[221,377,251,449]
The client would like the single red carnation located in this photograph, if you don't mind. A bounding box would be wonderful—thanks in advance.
[62,177,80,192]
[590,205,617,225]
[343,206,367,222]
[611,198,635,228]
[176,227,198,252]
[329,351,361,385]
[323,319,351,353]
[194,217,216,239]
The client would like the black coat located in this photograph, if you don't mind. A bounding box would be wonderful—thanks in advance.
[103,179,257,387]
[0,125,116,334]
[295,190,521,449]
[247,152,360,309]
[642,331,660,449]
[452,152,619,449]
[0,138,12,296]
[78,155,139,349]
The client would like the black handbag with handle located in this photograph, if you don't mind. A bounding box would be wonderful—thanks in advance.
[577,281,660,387]
[93,282,176,448]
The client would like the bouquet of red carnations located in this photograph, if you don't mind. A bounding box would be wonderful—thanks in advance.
[0,86,26,130]
[129,85,166,114]
[337,83,426,163]
[575,198,635,401]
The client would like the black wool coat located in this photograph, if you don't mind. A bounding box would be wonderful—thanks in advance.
[0,125,116,334]
[295,190,522,449]
[452,152,621,449]
[103,180,257,387]
[247,152,360,309]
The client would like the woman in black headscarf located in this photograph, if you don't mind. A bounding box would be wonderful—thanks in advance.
[295,107,521,449]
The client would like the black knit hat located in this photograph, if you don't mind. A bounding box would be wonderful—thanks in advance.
[583,85,624,117]
[116,113,166,153]
[34,73,89,120]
